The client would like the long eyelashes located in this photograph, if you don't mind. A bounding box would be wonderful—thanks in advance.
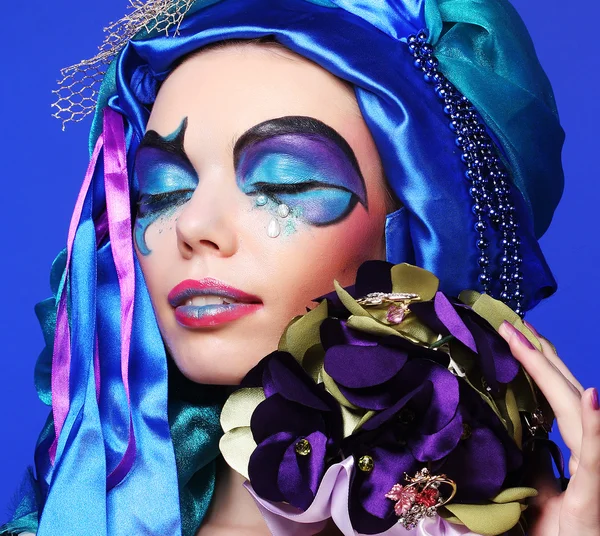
[250,183,358,227]
[248,180,350,198]
[137,191,194,216]
[135,190,194,255]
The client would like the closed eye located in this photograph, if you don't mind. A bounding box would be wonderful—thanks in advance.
[249,181,358,226]
[137,190,194,215]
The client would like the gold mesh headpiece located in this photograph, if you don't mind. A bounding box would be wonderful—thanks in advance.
[52,0,196,130]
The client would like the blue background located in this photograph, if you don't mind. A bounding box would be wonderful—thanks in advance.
[0,0,598,523]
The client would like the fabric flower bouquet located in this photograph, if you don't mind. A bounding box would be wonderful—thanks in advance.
[220,262,555,535]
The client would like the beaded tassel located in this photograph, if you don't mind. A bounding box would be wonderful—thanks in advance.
[407,31,524,316]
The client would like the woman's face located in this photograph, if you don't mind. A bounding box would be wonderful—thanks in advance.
[135,43,389,384]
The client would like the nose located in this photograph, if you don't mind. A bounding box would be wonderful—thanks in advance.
[175,182,239,259]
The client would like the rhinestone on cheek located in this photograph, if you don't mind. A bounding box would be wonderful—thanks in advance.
[277,203,291,218]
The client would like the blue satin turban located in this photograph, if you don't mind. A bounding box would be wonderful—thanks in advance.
[91,0,563,309]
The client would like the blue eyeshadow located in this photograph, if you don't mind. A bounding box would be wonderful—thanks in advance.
[134,120,198,254]
[235,124,368,227]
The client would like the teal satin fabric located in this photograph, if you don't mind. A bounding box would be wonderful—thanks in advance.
[167,364,227,536]
[425,0,564,237]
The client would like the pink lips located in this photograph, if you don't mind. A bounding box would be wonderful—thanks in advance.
[168,278,263,328]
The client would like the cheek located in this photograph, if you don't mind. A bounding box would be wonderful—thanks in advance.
[314,207,385,280]
[134,215,181,302]
[261,204,386,314]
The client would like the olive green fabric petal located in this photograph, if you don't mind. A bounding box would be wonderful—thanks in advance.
[340,405,369,436]
[302,344,326,384]
[458,290,554,426]
[220,388,265,480]
[279,301,328,362]
[511,368,539,414]
[322,368,360,410]
[441,487,537,535]
[397,315,440,345]
[443,501,524,535]
[491,487,537,504]
[354,409,377,431]
[346,315,403,338]
[390,263,439,301]
[334,280,371,317]
[459,291,542,352]
[505,386,522,448]
[424,0,564,237]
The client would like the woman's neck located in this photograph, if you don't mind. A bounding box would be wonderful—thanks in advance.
[196,458,270,535]
[197,457,342,535]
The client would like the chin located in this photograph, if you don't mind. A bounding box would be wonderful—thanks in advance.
[169,346,263,385]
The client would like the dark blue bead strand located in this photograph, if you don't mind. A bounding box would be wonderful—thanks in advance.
[406,31,524,316]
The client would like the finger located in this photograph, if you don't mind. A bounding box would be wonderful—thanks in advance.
[498,321,583,453]
[499,321,582,409]
[524,320,585,395]
[559,388,600,535]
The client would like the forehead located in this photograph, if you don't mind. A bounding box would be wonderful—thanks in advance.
[146,43,365,151]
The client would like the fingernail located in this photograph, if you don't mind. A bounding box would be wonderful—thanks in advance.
[591,388,599,411]
[524,320,541,338]
[516,330,535,350]
[501,320,516,335]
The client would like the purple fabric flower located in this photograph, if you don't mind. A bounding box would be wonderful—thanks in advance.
[335,360,463,533]
[320,317,522,533]
[235,260,530,533]
[321,318,454,414]
[411,292,520,394]
[431,384,523,502]
[243,352,343,510]
[318,319,461,533]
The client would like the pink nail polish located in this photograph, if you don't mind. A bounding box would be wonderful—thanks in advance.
[592,388,599,411]
[515,330,535,350]
[524,320,541,338]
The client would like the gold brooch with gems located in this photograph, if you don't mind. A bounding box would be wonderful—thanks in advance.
[356,292,421,325]
[385,468,457,529]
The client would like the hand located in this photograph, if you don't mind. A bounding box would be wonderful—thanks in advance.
[498,321,600,536]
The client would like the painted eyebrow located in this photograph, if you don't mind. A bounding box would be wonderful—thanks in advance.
[136,117,193,167]
[232,116,363,175]
[136,116,363,178]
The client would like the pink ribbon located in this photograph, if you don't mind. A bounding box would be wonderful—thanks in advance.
[50,108,138,487]
[50,131,103,463]
[102,107,137,489]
